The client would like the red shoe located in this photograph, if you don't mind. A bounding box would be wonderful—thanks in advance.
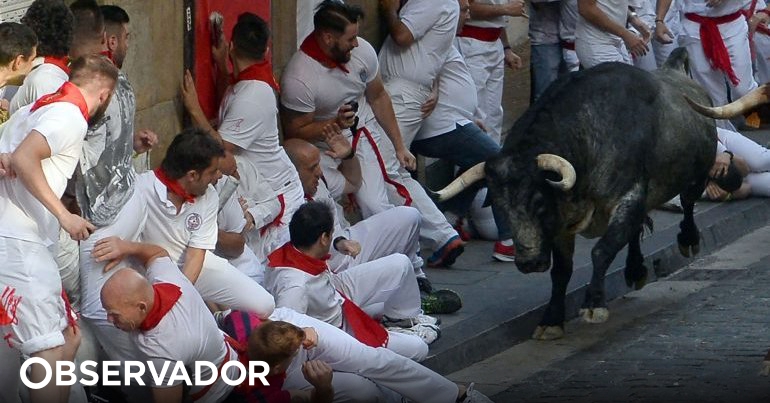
[453,218,472,242]
[427,236,466,268]
[492,241,516,262]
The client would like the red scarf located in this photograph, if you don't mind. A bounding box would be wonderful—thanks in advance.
[154,167,197,204]
[30,82,89,122]
[300,33,350,73]
[139,283,182,331]
[267,243,389,348]
[233,60,280,92]
[43,56,71,74]
[684,11,743,86]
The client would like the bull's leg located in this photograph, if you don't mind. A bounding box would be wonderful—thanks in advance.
[623,226,648,290]
[533,234,575,341]
[582,189,647,324]
[677,185,703,257]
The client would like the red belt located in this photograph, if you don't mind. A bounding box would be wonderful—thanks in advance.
[684,11,744,86]
[560,40,575,51]
[190,335,245,401]
[458,25,504,42]
[351,127,412,206]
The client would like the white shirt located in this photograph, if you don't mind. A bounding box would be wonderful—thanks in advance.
[0,102,87,246]
[9,60,69,114]
[417,46,478,141]
[576,0,629,46]
[138,257,237,399]
[281,37,380,129]
[560,0,580,42]
[465,0,510,28]
[379,0,460,87]
[218,80,300,194]
[136,172,219,266]
[313,179,349,237]
[216,176,264,283]
[265,263,345,327]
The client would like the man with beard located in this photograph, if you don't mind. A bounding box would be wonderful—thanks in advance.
[0,55,117,403]
[9,0,74,113]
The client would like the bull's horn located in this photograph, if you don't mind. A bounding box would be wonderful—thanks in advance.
[537,154,576,191]
[430,162,486,202]
[686,84,770,119]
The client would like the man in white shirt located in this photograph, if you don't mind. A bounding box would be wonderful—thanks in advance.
[133,129,275,319]
[455,0,525,143]
[281,1,438,259]
[576,0,650,68]
[99,242,241,403]
[9,0,75,113]
[182,13,304,264]
[656,0,757,128]
[0,54,117,403]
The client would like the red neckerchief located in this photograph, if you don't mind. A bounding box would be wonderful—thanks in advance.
[684,11,743,86]
[100,50,116,65]
[139,283,182,331]
[260,194,286,236]
[30,82,89,122]
[43,55,71,74]
[268,242,329,275]
[300,33,349,73]
[233,60,280,92]
[267,242,389,348]
[153,167,197,204]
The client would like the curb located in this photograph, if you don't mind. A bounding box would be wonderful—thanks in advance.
[423,199,770,375]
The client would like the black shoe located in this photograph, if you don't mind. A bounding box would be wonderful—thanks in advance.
[417,276,434,294]
[421,289,462,315]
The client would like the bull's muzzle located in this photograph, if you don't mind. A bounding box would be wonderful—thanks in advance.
[515,255,551,274]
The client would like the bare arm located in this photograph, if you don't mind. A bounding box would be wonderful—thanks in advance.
[92,237,170,272]
[152,385,183,403]
[216,229,245,259]
[470,0,526,19]
[320,124,362,193]
[365,74,416,170]
[11,131,95,240]
[654,0,675,43]
[280,104,356,142]
[181,247,206,284]
[180,70,236,155]
[338,155,362,195]
[380,0,415,47]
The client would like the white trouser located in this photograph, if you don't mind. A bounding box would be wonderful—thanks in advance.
[455,36,505,143]
[376,80,459,251]
[319,128,391,220]
[80,189,147,320]
[563,48,580,72]
[195,251,275,318]
[329,206,424,278]
[271,307,459,403]
[753,31,770,84]
[575,38,631,69]
[55,228,81,310]
[334,253,427,361]
[653,37,679,67]
[633,44,658,71]
[680,17,757,110]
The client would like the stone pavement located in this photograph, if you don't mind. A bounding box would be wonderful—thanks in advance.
[474,224,770,402]
[421,128,770,376]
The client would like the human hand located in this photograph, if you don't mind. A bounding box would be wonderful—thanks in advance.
[133,129,159,154]
[705,181,729,201]
[92,236,132,272]
[622,30,649,58]
[654,21,674,44]
[504,0,527,17]
[504,48,523,70]
[0,153,15,178]
[322,123,354,159]
[421,86,439,119]
[59,213,95,242]
[397,147,417,171]
[211,33,228,69]
[335,104,357,130]
[181,70,204,115]
[710,152,731,178]
[749,12,770,36]
[335,239,361,258]
[302,327,319,349]
[301,360,333,390]
[0,98,9,111]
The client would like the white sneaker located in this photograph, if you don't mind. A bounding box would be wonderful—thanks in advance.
[388,323,441,344]
[382,311,441,328]
[461,382,494,403]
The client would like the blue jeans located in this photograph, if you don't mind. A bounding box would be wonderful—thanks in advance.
[530,43,563,102]
[411,122,512,239]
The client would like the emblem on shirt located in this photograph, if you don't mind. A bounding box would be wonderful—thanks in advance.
[359,70,367,83]
[186,213,202,231]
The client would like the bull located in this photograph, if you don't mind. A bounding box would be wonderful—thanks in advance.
[433,48,716,340]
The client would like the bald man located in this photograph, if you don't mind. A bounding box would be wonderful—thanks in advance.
[98,239,241,403]
[284,133,461,315]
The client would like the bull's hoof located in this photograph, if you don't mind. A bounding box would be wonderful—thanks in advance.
[678,242,700,258]
[761,360,770,377]
[624,266,648,290]
[532,325,565,341]
[579,307,609,324]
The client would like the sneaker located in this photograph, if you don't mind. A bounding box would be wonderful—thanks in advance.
[417,276,434,294]
[212,309,231,328]
[383,312,440,328]
[389,323,441,344]
[421,289,463,314]
[492,241,516,262]
[461,382,494,403]
[427,235,466,268]
[454,217,472,242]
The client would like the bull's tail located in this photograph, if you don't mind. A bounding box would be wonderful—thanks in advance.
[642,215,654,237]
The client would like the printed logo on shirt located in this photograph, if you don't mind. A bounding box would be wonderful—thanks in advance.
[224,118,244,133]
[358,70,367,83]
[186,213,202,231]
